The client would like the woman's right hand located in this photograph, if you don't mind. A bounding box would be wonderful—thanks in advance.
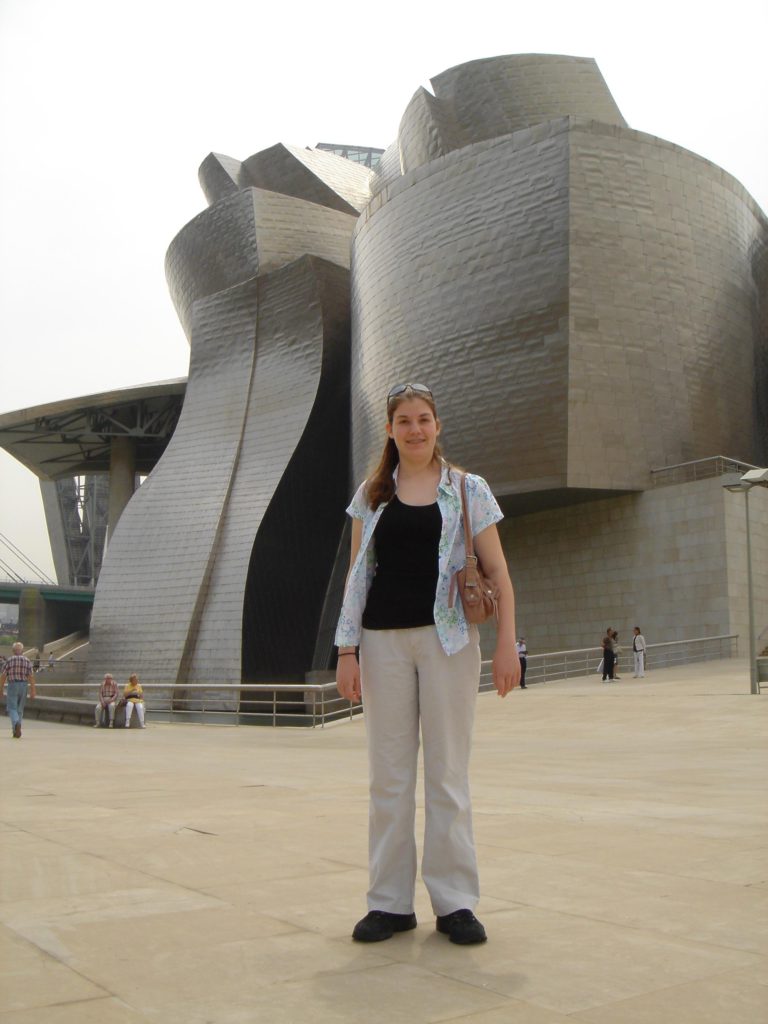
[336,655,361,704]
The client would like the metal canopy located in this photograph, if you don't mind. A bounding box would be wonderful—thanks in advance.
[0,379,186,480]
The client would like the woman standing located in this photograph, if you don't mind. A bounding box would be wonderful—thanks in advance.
[612,629,622,679]
[601,629,616,682]
[123,673,146,728]
[336,383,520,946]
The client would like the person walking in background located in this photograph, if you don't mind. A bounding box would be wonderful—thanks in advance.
[632,627,647,678]
[123,673,146,728]
[33,652,41,673]
[47,653,55,671]
[1,642,36,738]
[516,637,528,688]
[94,673,119,727]
[601,628,616,682]
[336,382,520,946]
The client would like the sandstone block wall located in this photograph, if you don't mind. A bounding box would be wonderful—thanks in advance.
[492,476,768,659]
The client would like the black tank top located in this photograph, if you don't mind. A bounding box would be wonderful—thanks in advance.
[362,496,442,630]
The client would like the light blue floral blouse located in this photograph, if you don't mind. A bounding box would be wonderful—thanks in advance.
[334,463,503,656]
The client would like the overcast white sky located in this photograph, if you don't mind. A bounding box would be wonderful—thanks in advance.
[1,0,766,580]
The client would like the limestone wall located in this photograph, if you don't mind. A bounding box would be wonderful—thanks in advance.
[493,476,768,659]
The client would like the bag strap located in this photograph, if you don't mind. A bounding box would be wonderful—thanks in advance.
[448,474,475,609]
[460,473,476,562]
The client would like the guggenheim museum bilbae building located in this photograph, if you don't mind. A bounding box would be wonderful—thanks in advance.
[1,54,766,690]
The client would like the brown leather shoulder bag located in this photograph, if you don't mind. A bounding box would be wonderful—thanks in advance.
[450,473,499,625]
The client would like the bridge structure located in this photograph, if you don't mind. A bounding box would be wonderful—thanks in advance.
[0,580,94,652]
[0,379,185,589]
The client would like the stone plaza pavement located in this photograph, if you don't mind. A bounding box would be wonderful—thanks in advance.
[1,659,767,1024]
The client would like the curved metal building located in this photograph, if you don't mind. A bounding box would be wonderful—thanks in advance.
[82,54,766,687]
[87,147,372,688]
[351,54,767,503]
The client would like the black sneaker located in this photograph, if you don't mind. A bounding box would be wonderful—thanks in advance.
[13,722,21,739]
[352,910,417,942]
[436,909,487,945]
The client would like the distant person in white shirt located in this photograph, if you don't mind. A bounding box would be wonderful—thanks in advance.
[632,627,646,678]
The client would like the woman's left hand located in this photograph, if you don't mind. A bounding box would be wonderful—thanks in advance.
[474,524,521,698]
[492,643,521,697]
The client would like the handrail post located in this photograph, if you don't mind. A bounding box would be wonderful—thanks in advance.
[744,487,759,696]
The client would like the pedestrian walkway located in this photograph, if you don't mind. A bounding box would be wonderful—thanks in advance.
[1,659,766,1023]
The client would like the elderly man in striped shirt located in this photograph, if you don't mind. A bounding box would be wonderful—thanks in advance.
[94,673,119,728]
[1,642,36,739]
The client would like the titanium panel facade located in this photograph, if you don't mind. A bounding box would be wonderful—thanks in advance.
[352,65,767,504]
[567,122,767,488]
[430,54,627,143]
[352,123,572,494]
[87,147,365,688]
[397,54,626,176]
[198,144,372,215]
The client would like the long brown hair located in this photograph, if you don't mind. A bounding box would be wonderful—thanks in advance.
[365,388,446,509]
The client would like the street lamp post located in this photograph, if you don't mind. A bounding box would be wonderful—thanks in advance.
[723,468,768,696]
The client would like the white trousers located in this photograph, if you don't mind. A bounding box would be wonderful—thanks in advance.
[633,651,645,677]
[359,625,481,917]
[125,701,145,726]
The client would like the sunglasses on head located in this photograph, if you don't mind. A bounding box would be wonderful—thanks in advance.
[387,382,433,402]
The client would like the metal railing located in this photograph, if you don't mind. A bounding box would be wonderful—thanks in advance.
[26,634,739,726]
[651,456,760,487]
[479,634,738,690]
[29,680,362,728]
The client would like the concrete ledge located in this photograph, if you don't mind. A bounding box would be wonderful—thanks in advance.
[0,695,146,728]
[0,694,94,727]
